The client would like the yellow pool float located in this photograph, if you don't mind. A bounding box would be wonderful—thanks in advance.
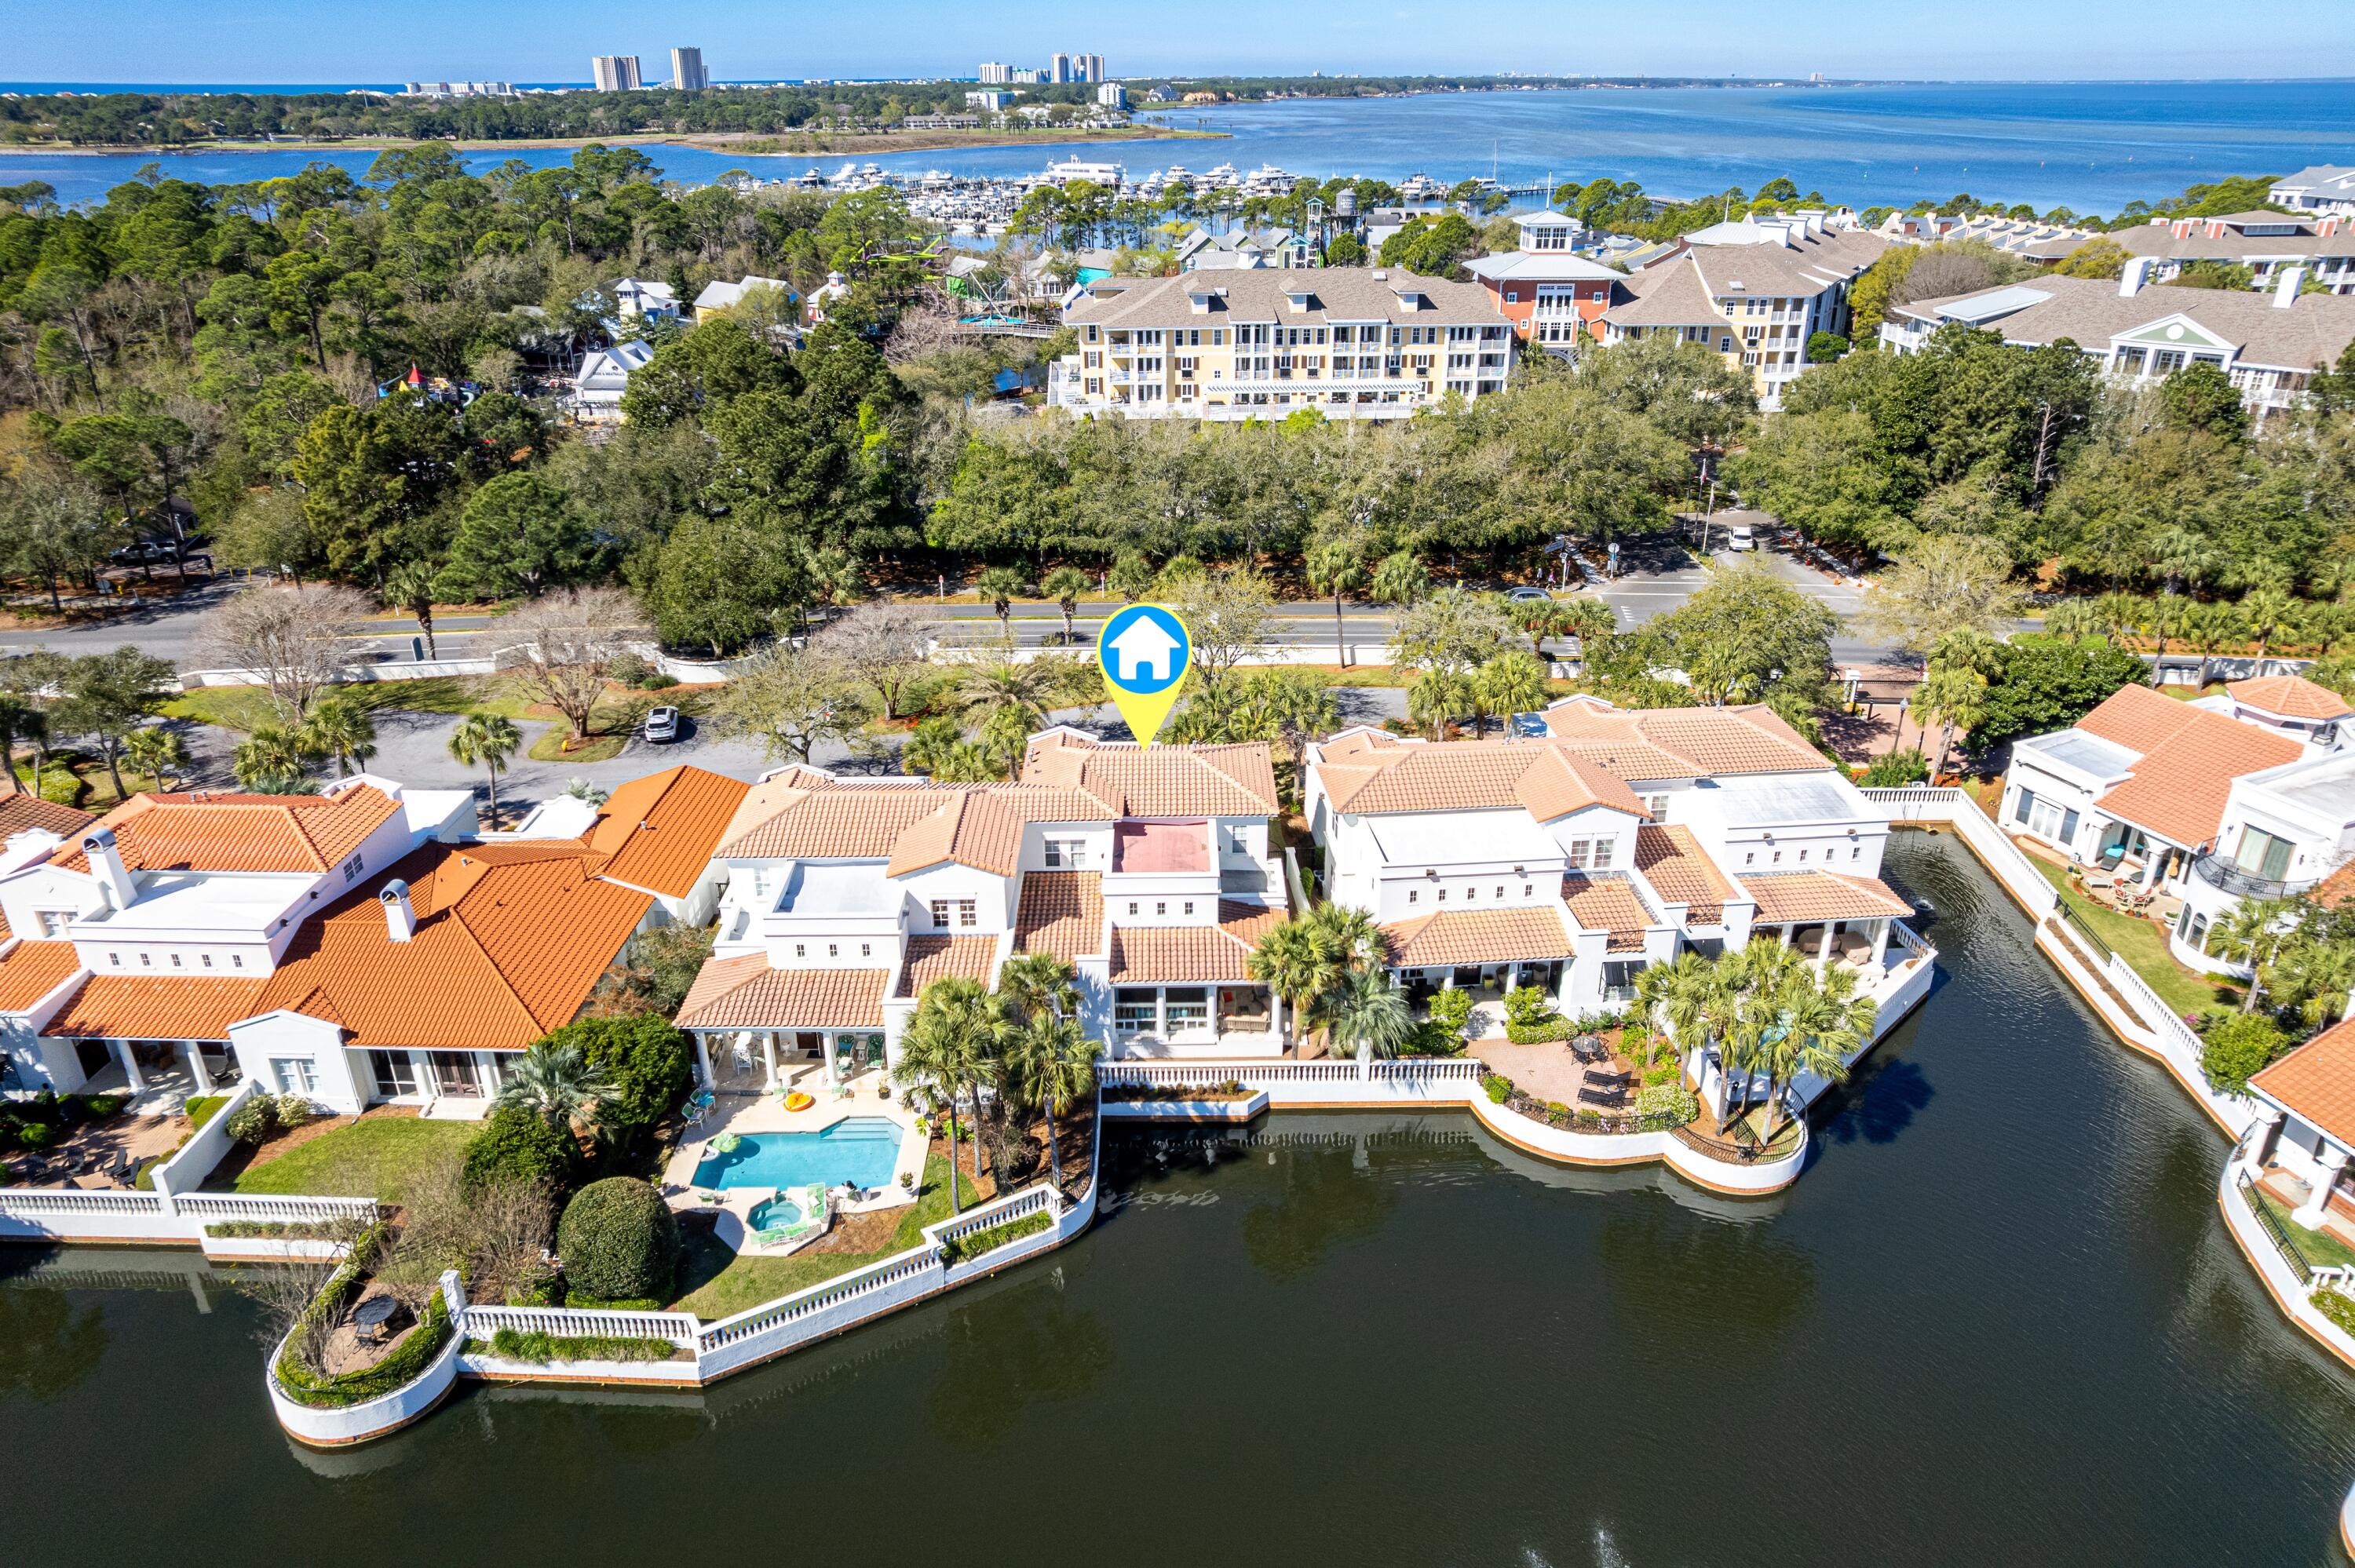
[783,1091,814,1111]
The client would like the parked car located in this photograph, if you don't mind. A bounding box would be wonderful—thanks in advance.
[1726,523,1757,552]
[644,706,680,743]
[1506,586,1554,602]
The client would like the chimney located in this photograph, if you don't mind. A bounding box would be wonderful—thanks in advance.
[81,829,136,910]
[2275,266,2307,307]
[380,878,416,942]
[2119,256,2156,297]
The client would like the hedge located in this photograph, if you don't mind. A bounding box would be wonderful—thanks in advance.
[274,1259,453,1410]
[477,1328,679,1363]
[557,1178,681,1302]
[185,1095,231,1131]
[1504,1018,1572,1045]
[205,1219,350,1239]
[941,1208,1054,1264]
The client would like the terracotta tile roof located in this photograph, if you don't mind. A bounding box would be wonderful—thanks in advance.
[716,782,951,861]
[674,961,888,1031]
[54,786,401,876]
[0,939,85,1012]
[2229,675,2353,722]
[2252,1016,2355,1147]
[1320,703,1829,819]
[252,841,652,1052]
[1021,730,1279,815]
[1560,874,1653,952]
[1381,906,1575,968]
[1106,902,1284,983]
[0,794,94,843]
[42,975,268,1041]
[1738,870,1913,924]
[885,788,1108,878]
[2317,859,2355,910]
[896,935,1000,997]
[2075,685,2305,849]
[1634,824,1739,923]
[584,765,750,899]
[1013,871,1104,963]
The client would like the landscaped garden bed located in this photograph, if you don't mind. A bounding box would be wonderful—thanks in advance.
[942,1208,1054,1264]
[469,1329,685,1364]
[1103,1081,1256,1102]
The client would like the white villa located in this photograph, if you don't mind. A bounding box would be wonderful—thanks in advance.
[0,767,746,1115]
[674,731,1289,1086]
[1304,698,1914,1021]
[2000,677,2353,977]
[569,338,655,421]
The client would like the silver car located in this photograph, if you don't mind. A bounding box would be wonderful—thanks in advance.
[644,706,680,743]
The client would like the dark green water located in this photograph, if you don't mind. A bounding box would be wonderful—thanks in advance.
[7,835,2354,1566]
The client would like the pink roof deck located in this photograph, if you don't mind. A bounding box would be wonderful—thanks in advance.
[1112,820,1209,873]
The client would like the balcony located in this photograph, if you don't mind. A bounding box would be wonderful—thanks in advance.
[2189,853,2327,899]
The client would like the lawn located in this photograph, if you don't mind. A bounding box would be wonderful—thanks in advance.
[2030,859,2240,1023]
[231,1115,476,1204]
[2250,1183,2355,1272]
[670,1154,961,1321]
[162,676,503,731]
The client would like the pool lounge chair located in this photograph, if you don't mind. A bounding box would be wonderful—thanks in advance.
[1576,1085,1629,1108]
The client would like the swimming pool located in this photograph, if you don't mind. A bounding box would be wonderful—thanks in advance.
[692,1119,904,1191]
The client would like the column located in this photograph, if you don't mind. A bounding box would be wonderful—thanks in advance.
[1870,919,1892,972]
[181,1041,214,1095]
[2244,1107,2284,1173]
[822,1033,840,1088]
[2295,1146,2350,1230]
[2141,848,2167,891]
[411,1049,436,1106]
[1816,922,1838,974]
[760,1030,778,1090]
[694,1032,713,1088]
[1268,989,1283,1050]
[112,1038,144,1092]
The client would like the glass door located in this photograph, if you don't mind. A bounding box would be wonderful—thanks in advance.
[432,1052,481,1096]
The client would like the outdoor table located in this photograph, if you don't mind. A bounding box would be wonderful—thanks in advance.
[351,1293,399,1344]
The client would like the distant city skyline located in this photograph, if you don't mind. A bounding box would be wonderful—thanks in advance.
[18,0,2355,83]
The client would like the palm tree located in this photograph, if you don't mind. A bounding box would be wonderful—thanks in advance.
[2216,895,2301,1013]
[0,695,46,796]
[2184,599,2244,689]
[974,565,1030,646]
[2145,593,2194,685]
[123,725,188,793]
[1908,664,1988,782]
[2042,599,2101,643]
[997,950,1078,1023]
[1305,900,1385,969]
[1314,965,1416,1076]
[447,709,521,821]
[2241,586,2298,662]
[383,559,442,658]
[1756,966,1877,1143]
[1556,599,1616,674]
[302,695,377,778]
[955,660,1057,738]
[1473,652,1549,738]
[1306,535,1367,666]
[1633,950,1719,1066]
[893,975,1006,1212]
[1248,917,1346,1056]
[1406,667,1473,738]
[1007,1009,1095,1190]
[497,1040,612,1129]
[233,723,326,793]
[1370,550,1430,607]
[1039,567,1090,647]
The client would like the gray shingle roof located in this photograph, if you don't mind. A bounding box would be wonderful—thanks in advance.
[1891,273,2355,371]
[1064,267,1504,328]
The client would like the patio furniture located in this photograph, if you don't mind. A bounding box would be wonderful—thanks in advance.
[351,1293,399,1346]
[2083,872,2114,892]
[1576,1085,1629,1108]
[1570,1034,1608,1064]
[1585,1070,1634,1088]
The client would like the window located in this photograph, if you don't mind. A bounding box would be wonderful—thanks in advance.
[795,944,806,958]
[1495,887,1504,900]
[1044,838,1089,869]
[35,910,70,938]
[1155,902,1167,917]
[232,954,243,969]
[342,852,365,884]
[2236,826,2295,883]
[860,943,871,957]
[827,944,838,958]
[1164,987,1209,1030]
[1183,901,1196,915]
[1798,849,1809,863]
[1568,840,1591,870]
[139,953,152,968]
[1852,846,1863,861]
[1522,884,1533,897]
[272,1057,318,1096]
[1408,890,1418,904]
[1115,988,1156,1032]
[170,953,182,968]
[109,952,122,966]
[1127,902,1140,916]
[201,954,213,968]
[957,899,977,928]
[1465,887,1476,902]
[1591,838,1615,870]
[1646,795,1669,817]
[370,1050,418,1099]
[1745,852,1756,866]
[1437,889,1448,903]
[1773,851,1784,865]
[931,899,950,928]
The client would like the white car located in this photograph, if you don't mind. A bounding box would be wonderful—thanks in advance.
[1506,586,1555,602]
[1726,523,1757,552]
[644,706,680,743]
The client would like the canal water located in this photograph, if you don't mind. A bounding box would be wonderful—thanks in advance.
[5,833,2353,1565]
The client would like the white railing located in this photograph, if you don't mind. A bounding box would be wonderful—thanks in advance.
[463,1304,700,1347]
[695,1244,942,1355]
[1863,786,2059,919]
[927,1182,1058,1247]
[171,1192,382,1223]
[1101,1057,1484,1088]
[0,1188,168,1216]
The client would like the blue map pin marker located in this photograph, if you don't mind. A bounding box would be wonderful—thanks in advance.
[1097,603,1192,746]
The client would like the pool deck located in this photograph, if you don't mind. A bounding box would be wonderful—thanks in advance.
[663,1062,928,1239]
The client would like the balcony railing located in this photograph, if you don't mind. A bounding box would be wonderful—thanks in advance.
[2190,854,2326,899]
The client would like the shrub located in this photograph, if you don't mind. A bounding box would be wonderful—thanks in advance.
[506,1262,564,1307]
[2317,1288,2355,1338]
[225,1098,277,1144]
[940,1208,1054,1264]
[482,1327,676,1363]
[542,1015,693,1147]
[1634,1081,1700,1124]
[273,1094,316,1131]
[464,1103,575,1194]
[184,1094,230,1131]
[17,1120,56,1150]
[1410,1023,1466,1057]
[1426,985,1474,1038]
[2201,1012,2291,1095]
[1503,985,1555,1026]
[556,1177,681,1304]
[275,1285,451,1409]
[1860,748,1930,787]
[1505,1017,1572,1045]
[1641,1062,1680,1088]
[75,1093,124,1119]
[608,652,651,687]
[640,672,680,691]
[1481,1072,1513,1105]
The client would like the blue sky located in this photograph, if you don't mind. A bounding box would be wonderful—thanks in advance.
[16,1,2355,84]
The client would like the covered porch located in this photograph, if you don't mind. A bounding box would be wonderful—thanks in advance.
[1735,870,1915,980]
[675,957,898,1100]
[53,1035,237,1116]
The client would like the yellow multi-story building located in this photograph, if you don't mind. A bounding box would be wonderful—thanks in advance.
[1050,267,1515,421]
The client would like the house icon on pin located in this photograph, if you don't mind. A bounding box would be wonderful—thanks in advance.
[1107,614,1181,684]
